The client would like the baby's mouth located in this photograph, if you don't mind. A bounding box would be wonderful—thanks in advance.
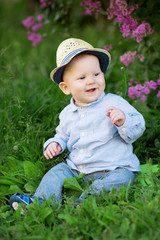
[86,88,97,93]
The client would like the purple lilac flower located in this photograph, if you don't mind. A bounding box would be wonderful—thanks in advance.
[22,14,44,46]
[32,23,43,31]
[157,91,160,98]
[132,21,154,43]
[140,95,147,102]
[128,79,138,86]
[106,1,154,42]
[22,15,44,31]
[128,86,141,99]
[40,0,52,8]
[80,0,102,16]
[157,79,160,85]
[104,44,113,51]
[36,14,44,22]
[138,54,144,62]
[148,80,157,89]
[143,87,150,94]
[120,51,136,66]
[128,77,160,101]
[27,32,42,46]
[22,16,35,28]
[120,51,145,66]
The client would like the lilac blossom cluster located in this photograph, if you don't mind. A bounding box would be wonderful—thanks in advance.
[120,51,144,66]
[22,14,44,46]
[80,0,102,15]
[40,0,52,8]
[104,44,113,51]
[128,78,160,102]
[106,0,154,42]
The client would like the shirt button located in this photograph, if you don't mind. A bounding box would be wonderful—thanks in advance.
[122,128,126,133]
[80,149,84,153]
[81,114,84,118]
[81,132,85,136]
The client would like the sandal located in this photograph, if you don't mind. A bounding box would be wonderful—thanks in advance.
[9,193,43,212]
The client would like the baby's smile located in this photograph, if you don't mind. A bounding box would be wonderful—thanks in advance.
[86,88,97,93]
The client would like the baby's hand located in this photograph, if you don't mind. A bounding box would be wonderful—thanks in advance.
[106,106,125,127]
[44,142,62,159]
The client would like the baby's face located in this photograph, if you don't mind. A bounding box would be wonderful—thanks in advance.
[60,54,105,106]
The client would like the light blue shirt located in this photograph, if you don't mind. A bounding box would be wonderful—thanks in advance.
[44,92,145,174]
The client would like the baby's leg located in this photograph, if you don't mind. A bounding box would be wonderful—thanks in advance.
[33,162,78,203]
[79,168,135,199]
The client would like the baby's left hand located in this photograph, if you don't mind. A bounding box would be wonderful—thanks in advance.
[106,106,125,127]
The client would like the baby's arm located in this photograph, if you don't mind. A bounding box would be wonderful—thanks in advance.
[44,142,62,159]
[105,95,145,144]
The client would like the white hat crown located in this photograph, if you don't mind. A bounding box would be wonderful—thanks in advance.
[56,38,94,67]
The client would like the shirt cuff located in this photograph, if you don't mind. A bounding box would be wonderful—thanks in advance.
[115,112,131,135]
[43,137,66,154]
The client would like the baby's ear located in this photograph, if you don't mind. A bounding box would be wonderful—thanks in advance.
[59,82,71,95]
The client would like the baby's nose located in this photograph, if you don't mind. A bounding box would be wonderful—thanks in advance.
[87,76,95,84]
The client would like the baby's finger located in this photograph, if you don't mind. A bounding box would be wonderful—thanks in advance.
[56,144,62,154]
[106,109,112,117]
[106,107,116,117]
[44,151,50,159]
[46,148,55,159]
[106,106,116,112]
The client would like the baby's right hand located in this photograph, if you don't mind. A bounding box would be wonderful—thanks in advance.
[44,142,62,159]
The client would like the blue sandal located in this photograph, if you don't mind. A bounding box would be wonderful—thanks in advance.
[9,193,43,211]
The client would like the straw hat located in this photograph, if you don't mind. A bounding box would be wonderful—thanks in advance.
[50,38,111,84]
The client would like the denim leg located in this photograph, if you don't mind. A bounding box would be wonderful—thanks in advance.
[80,168,135,197]
[33,162,78,203]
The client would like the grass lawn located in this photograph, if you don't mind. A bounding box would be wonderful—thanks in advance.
[0,1,160,239]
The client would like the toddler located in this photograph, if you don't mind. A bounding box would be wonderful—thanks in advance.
[9,38,145,210]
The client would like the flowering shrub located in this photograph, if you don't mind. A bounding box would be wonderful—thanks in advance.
[106,1,154,42]
[128,79,160,102]
[80,0,102,15]
[104,44,113,51]
[39,0,52,8]
[22,14,44,46]
[21,0,159,105]
[21,0,74,47]
[79,1,158,103]
[80,0,154,43]
[120,51,144,66]
[22,0,154,47]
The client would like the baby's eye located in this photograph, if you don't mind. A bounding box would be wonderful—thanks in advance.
[94,73,99,76]
[78,76,85,80]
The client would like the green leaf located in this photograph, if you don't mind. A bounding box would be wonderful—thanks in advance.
[8,185,23,194]
[58,213,78,225]
[140,164,159,186]
[0,176,24,186]
[24,183,36,192]
[63,177,84,192]
[39,207,53,221]
[75,172,85,184]
[140,164,158,173]
[120,217,130,234]
[23,161,42,180]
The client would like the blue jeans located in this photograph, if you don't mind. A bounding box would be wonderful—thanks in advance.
[33,162,135,203]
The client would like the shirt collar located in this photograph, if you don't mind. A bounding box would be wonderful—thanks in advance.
[69,92,105,112]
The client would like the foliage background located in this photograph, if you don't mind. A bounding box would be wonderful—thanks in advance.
[0,0,160,239]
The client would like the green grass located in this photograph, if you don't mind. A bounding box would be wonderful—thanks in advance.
[0,1,160,239]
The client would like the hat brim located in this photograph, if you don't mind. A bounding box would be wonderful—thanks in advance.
[50,48,111,85]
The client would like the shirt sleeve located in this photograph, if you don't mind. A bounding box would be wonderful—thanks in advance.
[113,95,145,144]
[43,110,69,153]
